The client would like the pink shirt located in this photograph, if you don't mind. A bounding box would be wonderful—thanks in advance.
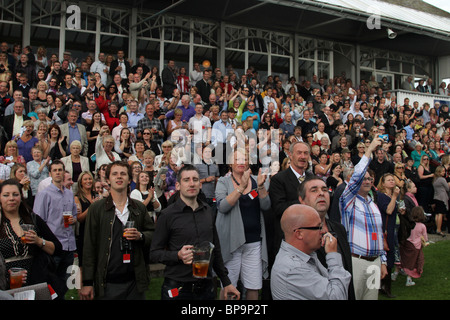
[407,222,428,250]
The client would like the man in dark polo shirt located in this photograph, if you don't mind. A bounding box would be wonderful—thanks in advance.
[150,164,240,300]
[369,147,394,186]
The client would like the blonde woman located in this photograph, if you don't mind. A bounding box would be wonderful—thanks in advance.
[15,120,39,163]
[166,108,184,138]
[432,166,449,237]
[154,140,173,168]
[393,162,408,189]
[34,46,47,73]
[94,127,120,171]
[215,148,269,300]
[0,140,26,166]
[0,52,11,80]
[0,70,13,94]
[61,140,90,193]
[35,121,50,158]
[36,80,49,103]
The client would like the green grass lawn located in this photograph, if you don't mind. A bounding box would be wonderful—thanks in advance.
[379,240,450,300]
[66,240,450,300]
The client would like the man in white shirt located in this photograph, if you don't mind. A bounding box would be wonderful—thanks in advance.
[190,62,203,87]
[90,52,108,86]
[263,88,277,114]
[189,103,211,149]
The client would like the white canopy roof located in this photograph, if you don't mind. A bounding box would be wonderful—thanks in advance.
[312,0,450,34]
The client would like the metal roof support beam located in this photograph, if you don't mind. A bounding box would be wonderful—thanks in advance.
[59,1,66,60]
[301,17,345,31]
[22,0,31,48]
[225,2,268,19]
[129,0,186,29]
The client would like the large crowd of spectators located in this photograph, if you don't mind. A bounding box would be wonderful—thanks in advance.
[0,40,449,299]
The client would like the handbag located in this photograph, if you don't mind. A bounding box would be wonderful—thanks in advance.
[29,213,66,298]
[383,215,390,251]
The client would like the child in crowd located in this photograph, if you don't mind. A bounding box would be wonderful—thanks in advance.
[399,206,428,286]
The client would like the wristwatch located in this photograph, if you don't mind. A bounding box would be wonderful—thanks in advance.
[41,238,46,248]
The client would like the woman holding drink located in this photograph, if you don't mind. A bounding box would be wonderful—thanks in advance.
[10,164,33,208]
[0,179,61,290]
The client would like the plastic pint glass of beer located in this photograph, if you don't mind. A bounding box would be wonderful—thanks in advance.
[63,212,72,228]
[9,268,26,289]
[192,241,215,278]
[20,224,34,244]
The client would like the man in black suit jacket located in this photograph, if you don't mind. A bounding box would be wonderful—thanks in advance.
[269,141,313,257]
[319,105,334,136]
[195,70,212,105]
[3,100,31,140]
[298,175,355,300]
[109,50,131,81]
[424,78,436,94]
[161,59,177,98]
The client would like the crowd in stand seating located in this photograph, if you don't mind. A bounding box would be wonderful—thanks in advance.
[0,41,449,299]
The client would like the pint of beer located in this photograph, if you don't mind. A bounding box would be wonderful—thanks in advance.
[9,268,25,289]
[20,224,34,244]
[192,241,215,279]
[193,260,209,278]
[63,213,72,228]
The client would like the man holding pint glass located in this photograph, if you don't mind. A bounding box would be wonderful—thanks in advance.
[150,164,240,300]
[80,161,153,300]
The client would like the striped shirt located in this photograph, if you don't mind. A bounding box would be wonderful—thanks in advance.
[136,115,163,144]
[339,155,387,262]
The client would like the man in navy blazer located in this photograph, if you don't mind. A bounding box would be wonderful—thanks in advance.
[269,141,313,256]
[109,50,131,81]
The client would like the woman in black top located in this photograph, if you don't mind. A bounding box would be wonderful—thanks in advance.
[47,124,67,161]
[74,171,97,267]
[130,171,161,221]
[0,179,62,291]
[86,111,103,167]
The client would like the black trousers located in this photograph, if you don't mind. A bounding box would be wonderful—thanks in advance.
[161,278,215,300]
